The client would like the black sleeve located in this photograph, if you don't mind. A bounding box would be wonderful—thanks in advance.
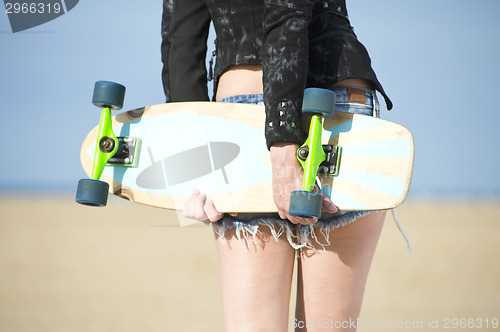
[262,0,314,149]
[161,0,211,102]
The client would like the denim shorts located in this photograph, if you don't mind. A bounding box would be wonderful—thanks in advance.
[215,87,382,249]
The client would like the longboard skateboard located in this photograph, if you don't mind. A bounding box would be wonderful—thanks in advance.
[77,82,414,215]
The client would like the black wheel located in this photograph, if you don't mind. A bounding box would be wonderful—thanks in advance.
[76,179,109,207]
[289,190,323,219]
[302,88,336,118]
[92,81,126,110]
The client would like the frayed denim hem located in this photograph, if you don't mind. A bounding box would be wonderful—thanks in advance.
[299,211,373,249]
[212,211,374,250]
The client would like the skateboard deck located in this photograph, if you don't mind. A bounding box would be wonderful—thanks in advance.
[80,102,414,212]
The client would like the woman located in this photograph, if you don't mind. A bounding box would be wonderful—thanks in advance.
[162,0,392,330]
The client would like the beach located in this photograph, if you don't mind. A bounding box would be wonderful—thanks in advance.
[1,195,499,331]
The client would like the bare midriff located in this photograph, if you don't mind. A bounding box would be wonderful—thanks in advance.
[216,66,373,101]
[216,65,263,101]
[333,78,373,89]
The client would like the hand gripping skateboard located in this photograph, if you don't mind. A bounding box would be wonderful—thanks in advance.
[76,81,414,218]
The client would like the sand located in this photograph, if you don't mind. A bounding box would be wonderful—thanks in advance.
[1,194,499,331]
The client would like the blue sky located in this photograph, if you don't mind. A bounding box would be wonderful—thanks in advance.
[1,0,499,198]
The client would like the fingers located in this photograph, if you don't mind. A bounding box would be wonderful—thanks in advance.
[322,195,338,213]
[314,185,338,214]
[283,210,318,225]
[276,199,318,225]
[182,189,205,221]
[204,198,224,222]
[270,143,320,225]
[183,189,224,223]
[290,215,318,225]
[275,186,336,225]
[274,189,318,225]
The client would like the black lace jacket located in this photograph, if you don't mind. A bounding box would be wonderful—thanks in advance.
[161,0,392,148]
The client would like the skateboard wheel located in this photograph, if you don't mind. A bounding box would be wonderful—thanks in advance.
[302,88,336,118]
[76,179,110,207]
[289,190,323,219]
[92,81,126,110]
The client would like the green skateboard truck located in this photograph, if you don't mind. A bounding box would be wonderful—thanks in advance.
[76,81,140,207]
[289,88,341,219]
